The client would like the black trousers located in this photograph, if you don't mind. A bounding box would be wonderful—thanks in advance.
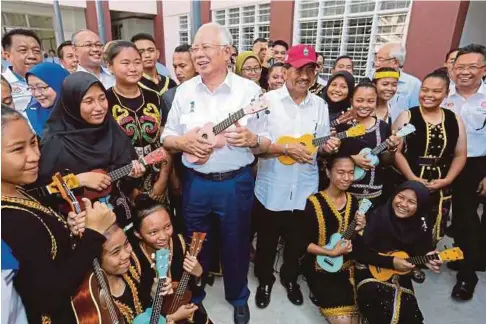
[253,197,302,285]
[452,156,486,284]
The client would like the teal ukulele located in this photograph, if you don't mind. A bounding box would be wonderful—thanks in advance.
[133,248,170,324]
[353,124,416,181]
[316,198,373,272]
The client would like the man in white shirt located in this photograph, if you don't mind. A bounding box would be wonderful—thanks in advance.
[253,44,340,309]
[161,22,270,324]
[443,44,486,301]
[375,43,421,113]
[72,29,115,89]
[1,29,42,113]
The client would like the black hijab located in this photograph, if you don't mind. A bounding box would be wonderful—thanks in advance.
[323,71,355,121]
[363,181,432,255]
[38,72,137,185]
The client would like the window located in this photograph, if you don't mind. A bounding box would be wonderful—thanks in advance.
[1,12,56,51]
[179,15,191,45]
[294,0,413,81]
[212,3,271,51]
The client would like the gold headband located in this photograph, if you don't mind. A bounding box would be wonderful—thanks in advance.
[374,71,400,80]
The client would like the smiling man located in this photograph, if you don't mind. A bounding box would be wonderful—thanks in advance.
[131,33,176,98]
[161,22,271,324]
[72,29,114,89]
[57,41,78,73]
[1,29,42,113]
[253,44,340,310]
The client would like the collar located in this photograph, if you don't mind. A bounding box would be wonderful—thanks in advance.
[195,71,233,92]
[451,82,485,98]
[3,66,26,83]
[398,69,408,84]
[77,64,112,78]
[142,71,161,83]
[279,85,312,106]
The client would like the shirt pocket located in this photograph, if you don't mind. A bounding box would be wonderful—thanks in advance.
[179,113,208,131]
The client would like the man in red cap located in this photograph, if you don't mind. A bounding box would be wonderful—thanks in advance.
[253,44,340,308]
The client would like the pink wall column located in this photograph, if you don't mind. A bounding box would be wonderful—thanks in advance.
[269,1,295,45]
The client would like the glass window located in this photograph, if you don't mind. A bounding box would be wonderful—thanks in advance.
[179,15,190,45]
[2,13,27,27]
[381,0,411,11]
[259,3,271,22]
[28,15,53,29]
[215,10,226,25]
[243,6,255,24]
[321,0,345,16]
[228,8,240,25]
[349,0,375,14]
[300,1,320,18]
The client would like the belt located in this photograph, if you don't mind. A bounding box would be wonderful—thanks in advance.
[190,165,248,181]
[417,156,450,167]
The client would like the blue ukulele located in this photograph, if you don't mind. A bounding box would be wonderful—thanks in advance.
[353,124,416,181]
[316,199,373,272]
[133,248,170,324]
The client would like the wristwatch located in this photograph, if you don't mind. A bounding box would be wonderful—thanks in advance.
[250,135,261,148]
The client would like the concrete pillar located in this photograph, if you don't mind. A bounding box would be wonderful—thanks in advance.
[403,0,469,80]
[269,1,295,45]
[84,0,112,42]
[154,0,166,64]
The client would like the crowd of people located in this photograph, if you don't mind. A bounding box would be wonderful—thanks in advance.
[1,20,485,324]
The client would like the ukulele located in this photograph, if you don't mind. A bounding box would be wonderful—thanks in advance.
[26,173,80,197]
[183,96,268,165]
[276,124,366,165]
[330,109,356,128]
[51,173,125,324]
[369,247,464,281]
[162,232,206,319]
[317,199,373,272]
[133,248,171,324]
[353,124,416,181]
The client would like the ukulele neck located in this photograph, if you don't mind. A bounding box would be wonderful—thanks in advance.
[342,218,358,240]
[406,254,438,265]
[371,140,388,155]
[212,109,245,135]
[150,277,166,324]
[108,158,146,182]
[312,131,347,147]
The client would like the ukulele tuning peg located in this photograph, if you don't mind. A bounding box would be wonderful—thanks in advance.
[151,253,155,259]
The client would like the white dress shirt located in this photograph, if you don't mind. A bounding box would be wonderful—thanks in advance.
[76,64,115,89]
[393,70,421,113]
[443,83,486,157]
[2,67,31,113]
[255,86,330,212]
[2,271,28,324]
[161,72,268,173]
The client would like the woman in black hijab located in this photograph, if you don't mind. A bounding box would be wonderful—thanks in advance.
[353,181,441,324]
[323,71,355,123]
[37,72,145,227]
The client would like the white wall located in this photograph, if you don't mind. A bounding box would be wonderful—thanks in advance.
[162,0,191,80]
[2,0,86,43]
[210,0,266,10]
[459,0,486,47]
[108,0,157,15]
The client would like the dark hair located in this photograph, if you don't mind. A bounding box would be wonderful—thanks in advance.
[175,44,191,53]
[130,33,156,45]
[272,40,289,51]
[455,43,486,64]
[320,154,355,189]
[232,45,239,56]
[57,41,73,59]
[423,68,450,91]
[48,49,55,54]
[133,194,170,232]
[268,62,286,74]
[316,52,324,60]
[333,55,353,69]
[372,67,399,84]
[1,75,12,91]
[445,48,459,62]
[253,38,268,45]
[105,41,140,65]
[2,28,41,51]
[1,104,25,132]
[353,79,378,97]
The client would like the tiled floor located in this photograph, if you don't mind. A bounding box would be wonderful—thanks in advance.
[203,237,486,324]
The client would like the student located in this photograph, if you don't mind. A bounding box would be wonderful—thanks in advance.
[372,67,400,124]
[267,62,286,91]
[57,41,79,73]
[322,71,355,122]
[235,51,263,86]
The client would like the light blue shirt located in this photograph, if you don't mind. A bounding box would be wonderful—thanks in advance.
[394,70,421,114]
[156,62,170,78]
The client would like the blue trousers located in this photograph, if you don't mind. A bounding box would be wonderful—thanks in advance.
[183,167,254,306]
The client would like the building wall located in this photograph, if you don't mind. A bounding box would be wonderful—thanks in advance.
[210,0,265,10]
[108,0,157,15]
[162,0,191,79]
[459,0,486,47]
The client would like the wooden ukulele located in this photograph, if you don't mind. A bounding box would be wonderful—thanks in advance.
[317,199,372,272]
[162,232,206,320]
[330,109,356,128]
[276,124,366,165]
[133,248,171,324]
[353,124,416,181]
[369,247,464,281]
[51,173,125,324]
[183,97,268,165]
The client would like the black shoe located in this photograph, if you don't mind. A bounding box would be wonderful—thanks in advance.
[206,274,215,286]
[411,269,426,283]
[282,281,303,306]
[233,303,250,324]
[255,284,272,309]
[451,280,475,301]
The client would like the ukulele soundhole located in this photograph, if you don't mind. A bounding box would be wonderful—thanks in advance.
[299,142,306,146]
[202,133,208,139]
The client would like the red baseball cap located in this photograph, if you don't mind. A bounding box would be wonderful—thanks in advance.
[285,44,317,68]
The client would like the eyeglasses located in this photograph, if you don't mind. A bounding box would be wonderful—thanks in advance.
[454,65,485,73]
[28,85,50,94]
[189,44,226,54]
[75,42,104,50]
[242,67,262,73]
